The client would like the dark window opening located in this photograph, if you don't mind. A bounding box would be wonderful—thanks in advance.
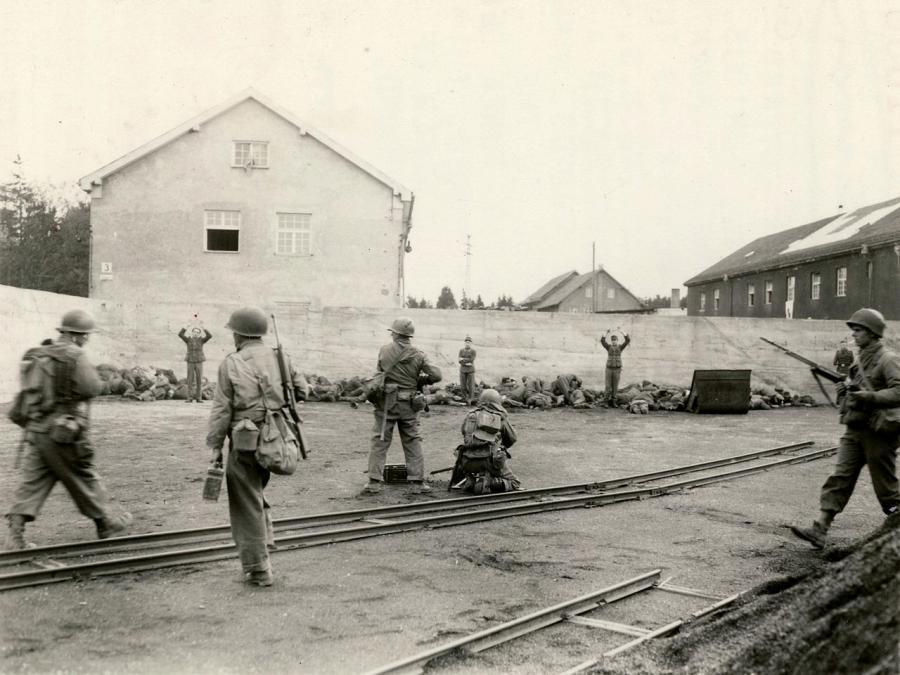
[207,229,239,252]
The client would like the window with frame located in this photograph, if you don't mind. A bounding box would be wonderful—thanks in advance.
[607,288,615,299]
[765,281,773,304]
[204,210,240,252]
[276,212,311,255]
[699,292,706,312]
[584,286,592,298]
[714,288,720,311]
[747,283,755,307]
[811,272,821,299]
[835,267,847,297]
[233,141,269,168]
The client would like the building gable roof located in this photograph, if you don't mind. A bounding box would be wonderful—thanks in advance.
[534,269,646,310]
[684,196,900,286]
[521,270,579,306]
[78,88,412,199]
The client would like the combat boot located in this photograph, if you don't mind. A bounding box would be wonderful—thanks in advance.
[362,480,383,495]
[408,481,432,494]
[5,514,27,550]
[244,568,274,587]
[96,511,133,539]
[790,521,828,549]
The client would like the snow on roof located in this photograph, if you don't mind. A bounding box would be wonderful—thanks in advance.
[780,202,900,255]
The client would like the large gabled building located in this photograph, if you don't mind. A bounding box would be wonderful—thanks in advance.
[521,267,647,313]
[684,196,900,320]
[79,89,415,310]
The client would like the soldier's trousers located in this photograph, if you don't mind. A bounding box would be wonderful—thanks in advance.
[187,362,203,401]
[460,371,476,403]
[605,367,622,403]
[820,427,899,516]
[226,445,274,573]
[368,401,424,481]
[7,431,108,522]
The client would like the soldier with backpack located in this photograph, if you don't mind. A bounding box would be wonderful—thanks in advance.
[451,388,522,494]
[5,309,132,549]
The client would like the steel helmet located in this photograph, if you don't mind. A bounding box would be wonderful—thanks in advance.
[56,309,96,334]
[388,317,415,337]
[846,308,885,338]
[225,306,268,337]
[478,388,503,407]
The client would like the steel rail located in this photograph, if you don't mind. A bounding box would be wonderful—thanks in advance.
[0,441,813,566]
[560,591,745,674]
[0,446,835,591]
[362,570,664,675]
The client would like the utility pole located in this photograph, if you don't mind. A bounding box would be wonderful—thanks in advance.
[591,241,597,313]
[464,234,472,309]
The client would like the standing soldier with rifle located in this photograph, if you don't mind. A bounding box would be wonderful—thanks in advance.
[363,318,442,494]
[769,309,900,548]
[206,307,308,586]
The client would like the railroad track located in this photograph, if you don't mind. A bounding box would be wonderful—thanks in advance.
[364,569,744,674]
[0,441,832,591]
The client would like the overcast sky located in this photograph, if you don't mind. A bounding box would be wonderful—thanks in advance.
[3,0,899,305]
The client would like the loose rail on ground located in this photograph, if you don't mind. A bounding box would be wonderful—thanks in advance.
[362,569,744,675]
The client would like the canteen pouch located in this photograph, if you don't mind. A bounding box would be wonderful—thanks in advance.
[872,407,900,436]
[256,409,299,476]
[411,392,428,412]
[49,414,82,444]
[232,418,260,451]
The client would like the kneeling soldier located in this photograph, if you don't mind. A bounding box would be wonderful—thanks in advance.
[451,389,522,493]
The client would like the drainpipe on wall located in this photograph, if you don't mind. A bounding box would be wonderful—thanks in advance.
[398,193,415,306]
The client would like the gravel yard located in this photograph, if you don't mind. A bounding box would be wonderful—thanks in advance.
[0,400,888,674]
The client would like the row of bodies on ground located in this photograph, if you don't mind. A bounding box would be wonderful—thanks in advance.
[94,364,818,413]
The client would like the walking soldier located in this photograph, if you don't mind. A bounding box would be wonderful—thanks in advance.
[5,310,132,549]
[791,308,900,548]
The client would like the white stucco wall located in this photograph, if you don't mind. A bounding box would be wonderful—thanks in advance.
[6,285,898,404]
[88,98,406,309]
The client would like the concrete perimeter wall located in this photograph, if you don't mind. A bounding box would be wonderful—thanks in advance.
[4,284,899,403]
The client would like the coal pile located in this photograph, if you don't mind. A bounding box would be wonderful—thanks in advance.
[593,515,899,674]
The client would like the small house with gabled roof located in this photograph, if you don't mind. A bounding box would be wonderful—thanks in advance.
[521,268,647,313]
[684,196,900,320]
[79,89,414,310]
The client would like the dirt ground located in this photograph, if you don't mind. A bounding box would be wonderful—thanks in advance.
[0,401,892,674]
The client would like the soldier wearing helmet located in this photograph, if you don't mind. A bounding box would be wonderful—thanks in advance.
[5,309,132,549]
[792,307,900,549]
[206,306,309,586]
[450,388,522,494]
[363,317,442,494]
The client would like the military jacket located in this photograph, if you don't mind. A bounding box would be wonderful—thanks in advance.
[601,335,631,369]
[28,339,102,433]
[377,338,442,390]
[458,346,477,374]
[206,339,309,450]
[179,328,212,363]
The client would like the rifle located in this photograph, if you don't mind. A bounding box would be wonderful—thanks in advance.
[760,337,848,407]
[271,315,308,460]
